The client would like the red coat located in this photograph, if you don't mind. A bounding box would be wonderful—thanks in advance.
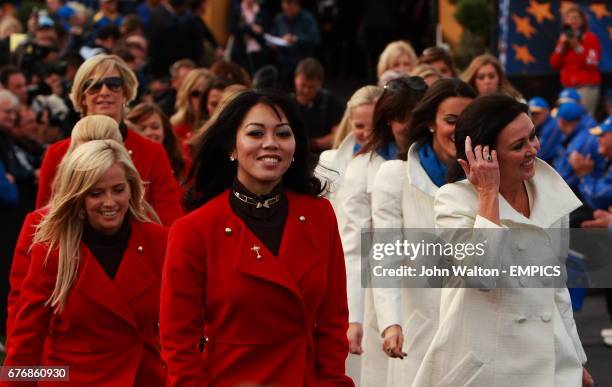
[4,220,168,387]
[172,123,194,165]
[35,130,184,226]
[550,31,601,87]
[160,190,354,387]
[6,208,46,342]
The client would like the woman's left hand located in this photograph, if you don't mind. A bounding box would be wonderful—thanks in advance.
[582,367,595,387]
[381,324,406,359]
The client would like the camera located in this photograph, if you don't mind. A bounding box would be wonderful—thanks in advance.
[562,25,574,39]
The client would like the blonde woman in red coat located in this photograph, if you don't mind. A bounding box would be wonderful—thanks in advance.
[160,89,354,386]
[5,140,167,386]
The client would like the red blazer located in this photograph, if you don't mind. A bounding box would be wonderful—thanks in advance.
[6,208,46,342]
[160,190,354,387]
[550,31,601,87]
[4,220,168,387]
[35,130,184,226]
[172,123,194,166]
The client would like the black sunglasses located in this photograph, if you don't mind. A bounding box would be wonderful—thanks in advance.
[384,76,428,93]
[83,76,124,94]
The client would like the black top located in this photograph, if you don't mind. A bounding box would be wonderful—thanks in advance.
[82,217,131,279]
[293,88,344,140]
[229,180,288,256]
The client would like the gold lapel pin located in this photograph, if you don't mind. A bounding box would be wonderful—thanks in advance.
[251,245,262,260]
[137,245,143,253]
[225,227,232,235]
[299,216,306,222]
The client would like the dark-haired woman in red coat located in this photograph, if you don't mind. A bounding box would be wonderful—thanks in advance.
[160,89,354,386]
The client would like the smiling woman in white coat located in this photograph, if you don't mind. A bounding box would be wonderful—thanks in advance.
[412,94,594,387]
[371,79,476,386]
[339,76,427,386]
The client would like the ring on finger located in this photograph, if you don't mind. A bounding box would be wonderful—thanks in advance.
[487,155,492,162]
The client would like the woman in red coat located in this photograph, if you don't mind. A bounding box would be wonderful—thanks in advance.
[36,54,183,226]
[160,89,354,386]
[5,140,167,386]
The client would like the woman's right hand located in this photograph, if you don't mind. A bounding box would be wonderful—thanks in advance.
[458,136,500,196]
[347,322,364,355]
[381,324,406,359]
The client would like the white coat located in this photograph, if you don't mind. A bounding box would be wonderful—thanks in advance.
[317,134,362,383]
[371,144,442,386]
[339,150,388,386]
[412,159,587,387]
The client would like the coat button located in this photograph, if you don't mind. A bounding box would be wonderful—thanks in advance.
[128,149,133,155]
[137,246,143,253]
[225,227,232,235]
[541,313,552,322]
[516,242,526,251]
[299,216,306,222]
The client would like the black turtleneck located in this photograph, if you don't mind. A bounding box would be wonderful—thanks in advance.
[119,121,128,141]
[82,217,131,279]
[229,180,288,256]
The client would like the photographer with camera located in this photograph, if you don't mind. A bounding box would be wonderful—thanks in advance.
[550,4,601,117]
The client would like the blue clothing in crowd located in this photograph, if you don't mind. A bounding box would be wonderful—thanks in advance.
[579,161,612,210]
[554,122,607,191]
[0,162,18,206]
[537,115,563,164]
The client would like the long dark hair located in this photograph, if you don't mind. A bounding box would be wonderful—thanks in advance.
[359,76,427,156]
[448,94,528,182]
[185,89,323,210]
[407,78,476,150]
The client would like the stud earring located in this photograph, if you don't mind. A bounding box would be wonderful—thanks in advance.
[429,127,435,133]
[229,155,236,162]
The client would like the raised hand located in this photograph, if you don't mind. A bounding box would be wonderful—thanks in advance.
[457,136,500,196]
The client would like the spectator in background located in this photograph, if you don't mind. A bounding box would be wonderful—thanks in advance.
[171,68,214,159]
[92,0,124,37]
[229,0,271,74]
[149,58,196,117]
[252,64,282,90]
[418,46,457,78]
[292,58,344,153]
[201,77,229,119]
[550,4,601,117]
[578,117,612,211]
[120,14,145,38]
[376,40,418,81]
[528,97,561,164]
[270,0,320,84]
[0,161,18,206]
[553,102,606,207]
[555,87,596,130]
[0,66,28,106]
[127,102,186,183]
[210,59,252,87]
[188,0,222,66]
[461,54,522,100]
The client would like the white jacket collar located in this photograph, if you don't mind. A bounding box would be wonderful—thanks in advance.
[406,143,439,196]
[497,159,581,228]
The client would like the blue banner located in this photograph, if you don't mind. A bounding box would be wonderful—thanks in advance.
[499,1,611,75]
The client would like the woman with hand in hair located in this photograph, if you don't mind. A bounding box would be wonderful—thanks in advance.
[339,76,427,386]
[5,140,167,386]
[160,89,353,386]
[371,78,476,385]
[412,94,593,387]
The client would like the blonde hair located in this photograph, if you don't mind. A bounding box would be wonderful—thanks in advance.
[377,41,418,79]
[170,68,215,128]
[70,55,138,116]
[333,85,383,149]
[34,140,158,312]
[460,54,522,100]
[0,16,22,39]
[410,64,442,82]
[67,115,121,153]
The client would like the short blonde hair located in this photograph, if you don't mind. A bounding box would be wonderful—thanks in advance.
[333,85,383,149]
[67,115,121,153]
[34,139,158,311]
[377,41,418,79]
[170,68,215,128]
[410,64,442,85]
[70,54,138,116]
[460,53,522,100]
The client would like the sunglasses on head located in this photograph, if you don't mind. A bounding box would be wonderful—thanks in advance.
[384,76,428,93]
[83,77,124,94]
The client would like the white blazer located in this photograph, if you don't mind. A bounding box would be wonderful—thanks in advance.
[412,159,586,387]
[371,144,442,386]
[339,150,388,386]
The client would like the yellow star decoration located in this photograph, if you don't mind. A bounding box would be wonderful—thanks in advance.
[590,4,610,20]
[513,44,536,65]
[513,14,536,39]
[526,0,555,24]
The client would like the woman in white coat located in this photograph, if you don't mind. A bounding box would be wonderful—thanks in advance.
[371,79,476,386]
[339,76,427,386]
[412,95,594,387]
